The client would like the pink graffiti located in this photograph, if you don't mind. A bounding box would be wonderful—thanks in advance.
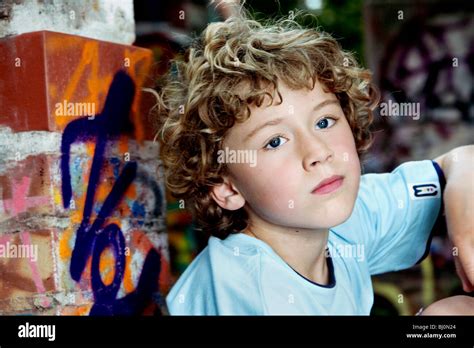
[0,234,12,246]
[2,176,50,217]
[20,232,51,307]
[0,233,51,307]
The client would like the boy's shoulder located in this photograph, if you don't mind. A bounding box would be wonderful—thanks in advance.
[354,159,442,219]
[333,159,444,274]
[166,234,267,315]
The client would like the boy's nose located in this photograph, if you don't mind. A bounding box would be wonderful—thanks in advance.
[301,135,334,171]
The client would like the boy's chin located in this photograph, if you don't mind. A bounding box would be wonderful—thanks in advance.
[311,208,354,229]
[281,212,353,231]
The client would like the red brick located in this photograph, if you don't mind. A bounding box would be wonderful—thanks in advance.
[0,31,155,140]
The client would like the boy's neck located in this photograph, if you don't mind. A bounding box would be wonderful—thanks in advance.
[243,220,330,286]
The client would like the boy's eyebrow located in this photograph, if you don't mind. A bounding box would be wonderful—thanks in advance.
[244,98,340,142]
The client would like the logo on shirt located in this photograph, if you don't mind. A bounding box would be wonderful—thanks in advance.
[408,182,440,200]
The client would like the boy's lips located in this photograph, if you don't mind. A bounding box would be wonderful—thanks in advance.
[311,175,345,195]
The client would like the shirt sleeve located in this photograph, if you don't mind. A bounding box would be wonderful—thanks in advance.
[354,159,445,275]
[166,237,267,315]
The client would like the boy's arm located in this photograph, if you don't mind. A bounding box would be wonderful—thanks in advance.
[433,145,474,292]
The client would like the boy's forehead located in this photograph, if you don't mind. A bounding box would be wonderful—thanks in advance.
[246,80,335,119]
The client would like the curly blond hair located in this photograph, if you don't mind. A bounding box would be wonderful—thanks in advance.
[154,9,379,239]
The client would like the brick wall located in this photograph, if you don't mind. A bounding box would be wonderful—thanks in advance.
[0,29,169,315]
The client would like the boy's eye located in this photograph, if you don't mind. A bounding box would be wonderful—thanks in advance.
[264,136,288,150]
[315,117,336,129]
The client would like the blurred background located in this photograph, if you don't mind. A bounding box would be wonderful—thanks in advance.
[134,0,474,315]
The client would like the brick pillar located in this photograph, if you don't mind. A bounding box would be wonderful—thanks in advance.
[0,29,169,315]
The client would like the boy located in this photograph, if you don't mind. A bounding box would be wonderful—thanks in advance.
[155,10,474,315]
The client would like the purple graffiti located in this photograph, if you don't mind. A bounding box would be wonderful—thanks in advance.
[380,16,474,121]
[366,14,474,173]
[60,71,162,315]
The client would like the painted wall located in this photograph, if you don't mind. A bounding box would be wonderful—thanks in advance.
[364,1,474,172]
[0,30,170,315]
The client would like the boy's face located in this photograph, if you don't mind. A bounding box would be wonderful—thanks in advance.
[215,81,361,231]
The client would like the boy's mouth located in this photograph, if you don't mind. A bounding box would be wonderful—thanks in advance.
[311,175,345,195]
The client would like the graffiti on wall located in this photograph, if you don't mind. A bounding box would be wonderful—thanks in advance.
[60,71,164,315]
[0,31,170,315]
[368,13,474,172]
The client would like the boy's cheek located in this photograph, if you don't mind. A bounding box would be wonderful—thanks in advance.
[236,154,296,183]
[237,168,299,215]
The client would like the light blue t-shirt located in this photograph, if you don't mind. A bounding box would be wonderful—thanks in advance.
[166,160,445,315]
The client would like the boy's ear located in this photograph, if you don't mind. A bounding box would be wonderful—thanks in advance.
[210,177,245,211]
